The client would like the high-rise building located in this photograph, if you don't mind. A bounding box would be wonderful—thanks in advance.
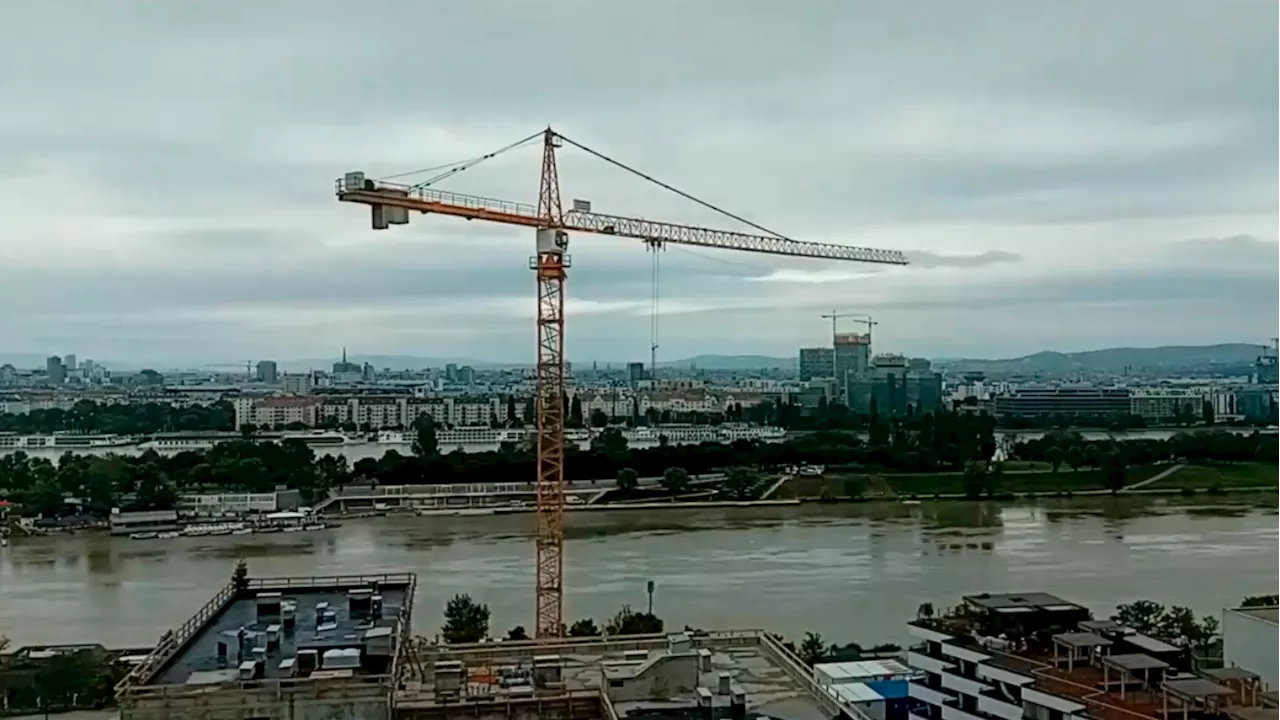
[845,355,943,416]
[798,347,835,381]
[64,354,77,371]
[46,355,66,384]
[256,360,279,384]
[627,362,646,385]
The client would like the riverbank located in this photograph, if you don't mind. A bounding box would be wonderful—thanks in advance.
[772,462,1277,500]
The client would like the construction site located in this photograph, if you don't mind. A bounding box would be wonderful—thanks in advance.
[108,128,909,720]
[111,568,851,720]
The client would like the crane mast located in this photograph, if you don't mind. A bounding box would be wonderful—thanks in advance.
[532,130,568,638]
[334,127,909,639]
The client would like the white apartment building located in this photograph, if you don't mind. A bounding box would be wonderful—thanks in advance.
[903,592,1252,720]
[232,396,319,428]
[237,395,501,430]
[281,373,314,395]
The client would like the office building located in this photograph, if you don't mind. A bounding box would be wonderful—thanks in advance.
[46,356,66,385]
[846,355,943,416]
[799,347,835,381]
[833,332,871,389]
[993,386,1131,419]
[256,360,279,384]
[628,362,647,385]
[64,354,77,371]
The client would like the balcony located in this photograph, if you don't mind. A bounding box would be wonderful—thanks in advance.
[977,692,1023,720]
[909,682,956,707]
[941,704,987,720]
[908,650,956,676]
[941,668,992,698]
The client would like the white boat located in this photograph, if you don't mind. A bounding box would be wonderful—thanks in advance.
[129,532,159,540]
[157,531,181,539]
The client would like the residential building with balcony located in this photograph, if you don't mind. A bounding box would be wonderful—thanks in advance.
[906,592,1269,720]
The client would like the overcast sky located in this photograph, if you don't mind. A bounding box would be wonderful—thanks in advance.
[2,1,1276,366]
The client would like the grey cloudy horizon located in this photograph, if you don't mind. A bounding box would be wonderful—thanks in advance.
[2,1,1276,367]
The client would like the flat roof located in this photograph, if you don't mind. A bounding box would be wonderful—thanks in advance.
[815,659,911,681]
[397,636,830,720]
[1052,632,1112,649]
[1102,654,1170,672]
[1124,633,1180,655]
[1163,677,1234,700]
[1079,619,1124,634]
[963,592,1085,613]
[1231,607,1279,624]
[1205,667,1260,682]
[151,584,409,686]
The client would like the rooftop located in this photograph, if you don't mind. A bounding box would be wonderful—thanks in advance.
[117,573,415,706]
[962,592,1086,613]
[1230,606,1279,624]
[398,631,839,720]
[152,585,409,685]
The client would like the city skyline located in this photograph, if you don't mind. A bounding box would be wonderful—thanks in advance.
[1,2,1276,364]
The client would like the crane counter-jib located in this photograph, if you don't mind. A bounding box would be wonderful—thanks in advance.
[336,175,909,266]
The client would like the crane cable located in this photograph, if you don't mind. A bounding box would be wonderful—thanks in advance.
[374,130,545,189]
[555,132,792,242]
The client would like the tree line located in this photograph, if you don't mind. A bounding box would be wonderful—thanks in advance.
[1,410,1273,518]
[0,400,234,434]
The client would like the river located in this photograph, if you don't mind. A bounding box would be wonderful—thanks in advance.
[1,496,1275,649]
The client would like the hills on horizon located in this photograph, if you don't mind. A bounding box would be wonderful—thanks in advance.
[0,343,1269,375]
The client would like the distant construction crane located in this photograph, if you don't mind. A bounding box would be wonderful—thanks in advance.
[849,314,879,346]
[335,127,909,639]
[820,311,878,345]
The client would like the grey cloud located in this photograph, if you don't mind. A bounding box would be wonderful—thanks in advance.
[904,250,1022,269]
[0,0,1276,363]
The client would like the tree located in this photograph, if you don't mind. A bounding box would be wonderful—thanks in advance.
[615,467,639,492]
[506,626,529,641]
[1241,594,1279,607]
[1044,445,1063,473]
[660,467,690,495]
[798,631,828,667]
[568,618,600,637]
[568,396,584,428]
[605,605,663,635]
[1102,450,1127,493]
[1201,400,1215,426]
[722,466,760,500]
[441,593,490,643]
[1065,445,1085,471]
[411,415,438,457]
[231,559,249,592]
[1114,600,1165,635]
[590,409,610,428]
[961,461,988,499]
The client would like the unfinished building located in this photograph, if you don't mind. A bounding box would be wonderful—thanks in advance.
[115,572,417,720]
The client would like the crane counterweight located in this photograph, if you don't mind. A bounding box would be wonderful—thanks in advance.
[333,126,910,640]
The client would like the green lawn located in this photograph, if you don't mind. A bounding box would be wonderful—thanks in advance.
[1147,463,1278,490]
[884,465,1167,496]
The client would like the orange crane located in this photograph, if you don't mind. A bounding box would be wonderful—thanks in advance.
[335,127,909,638]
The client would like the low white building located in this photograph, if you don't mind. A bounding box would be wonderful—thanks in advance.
[1222,605,1278,688]
[177,491,297,517]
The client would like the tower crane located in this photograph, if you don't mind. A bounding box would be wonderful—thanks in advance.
[335,127,909,639]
